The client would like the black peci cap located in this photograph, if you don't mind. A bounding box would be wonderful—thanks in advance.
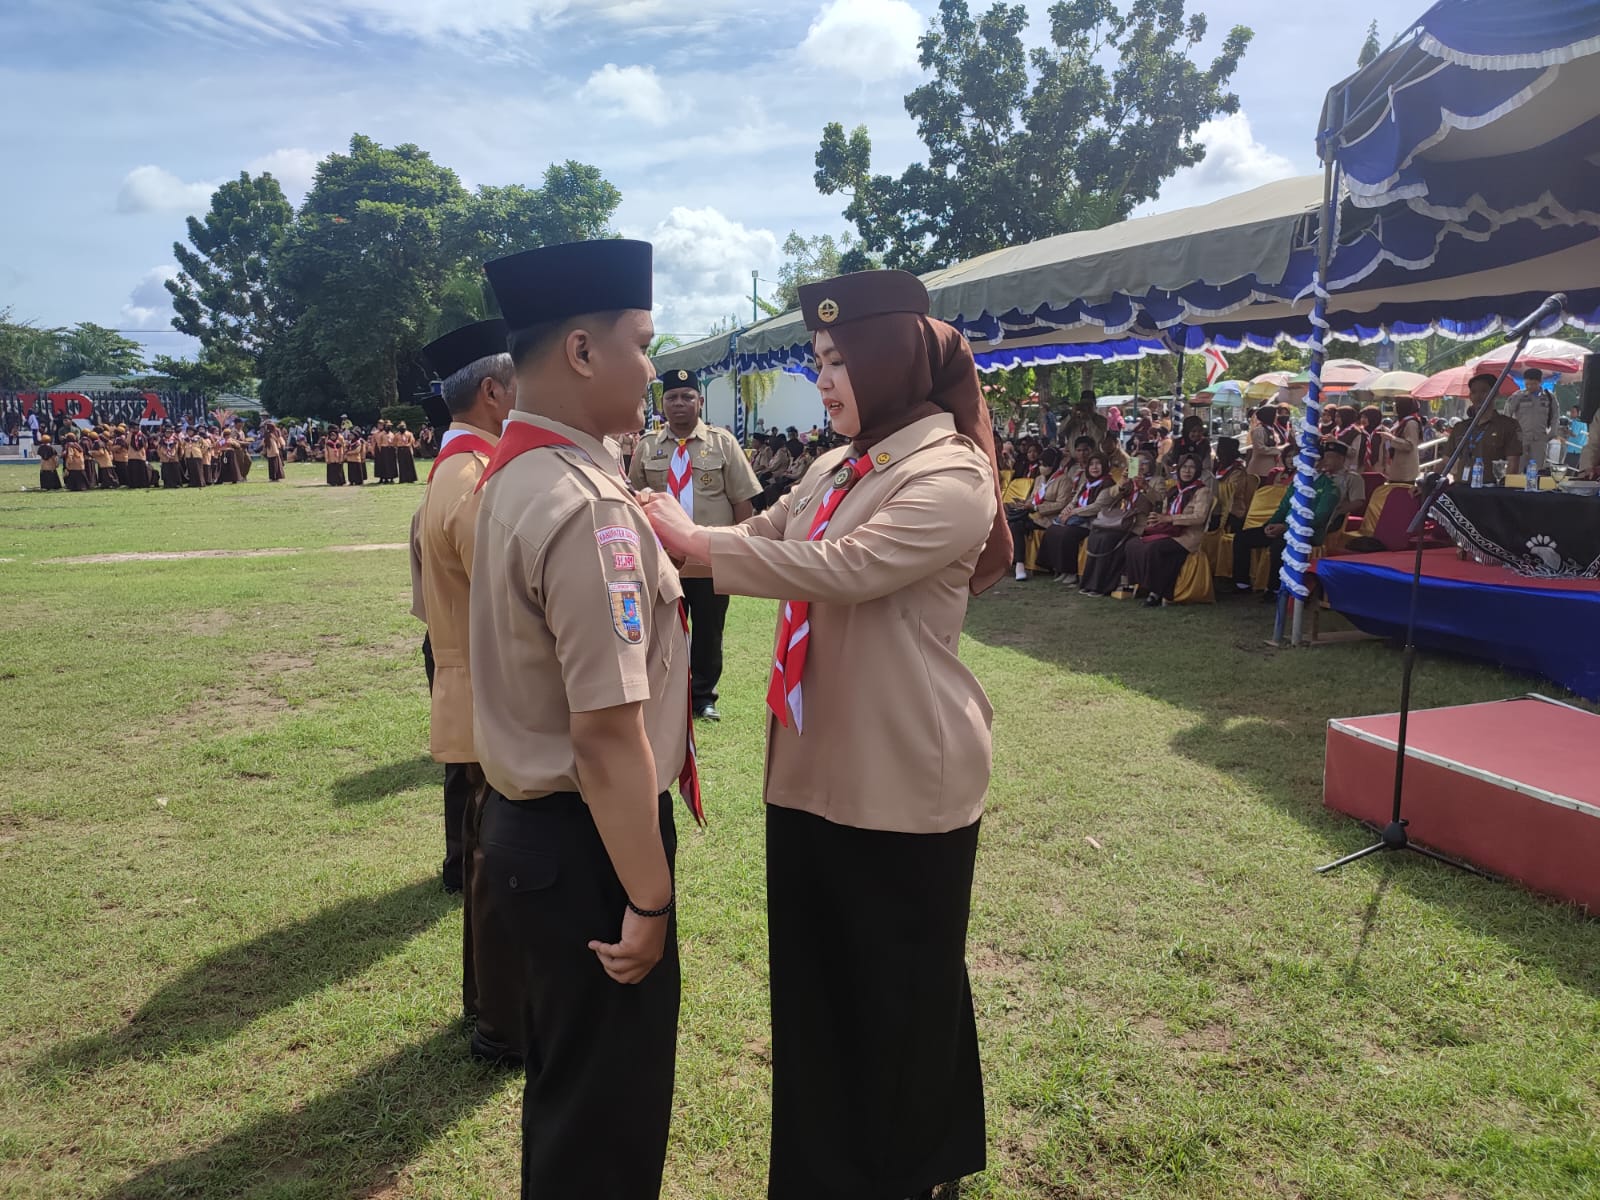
[422,319,510,380]
[485,240,653,335]
[658,368,699,393]
[798,269,928,332]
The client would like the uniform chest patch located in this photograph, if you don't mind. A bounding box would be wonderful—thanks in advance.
[794,494,811,516]
[700,473,714,486]
[609,581,645,644]
[595,525,640,548]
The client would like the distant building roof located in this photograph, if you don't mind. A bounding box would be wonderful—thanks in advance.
[47,374,136,392]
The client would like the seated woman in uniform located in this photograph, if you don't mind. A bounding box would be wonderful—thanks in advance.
[1039,452,1116,584]
[1162,415,1211,476]
[1080,448,1161,597]
[1005,446,1068,580]
[1123,453,1212,608]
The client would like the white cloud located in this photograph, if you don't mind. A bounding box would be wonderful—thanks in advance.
[798,0,922,83]
[245,147,321,201]
[578,64,674,126]
[115,165,216,215]
[147,0,750,44]
[641,206,781,336]
[120,265,181,331]
[1139,112,1300,215]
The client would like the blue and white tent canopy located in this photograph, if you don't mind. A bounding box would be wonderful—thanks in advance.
[1319,0,1600,231]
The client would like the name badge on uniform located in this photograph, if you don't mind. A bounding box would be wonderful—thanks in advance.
[655,447,667,458]
[608,581,645,643]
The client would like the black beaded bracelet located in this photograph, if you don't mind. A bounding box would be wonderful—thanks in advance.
[627,894,675,919]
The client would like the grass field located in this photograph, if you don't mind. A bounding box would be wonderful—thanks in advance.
[2,462,1597,1200]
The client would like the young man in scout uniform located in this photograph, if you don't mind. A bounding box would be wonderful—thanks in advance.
[409,319,519,1066]
[471,239,699,1200]
[629,368,762,720]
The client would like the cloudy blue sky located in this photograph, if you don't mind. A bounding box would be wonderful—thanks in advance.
[2,0,1401,359]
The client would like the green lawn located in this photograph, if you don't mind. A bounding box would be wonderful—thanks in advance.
[1,463,1596,1200]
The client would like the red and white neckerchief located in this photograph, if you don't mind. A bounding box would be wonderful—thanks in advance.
[477,419,703,825]
[1168,480,1202,514]
[1076,475,1108,506]
[667,437,695,521]
[766,453,875,733]
[1033,469,1057,505]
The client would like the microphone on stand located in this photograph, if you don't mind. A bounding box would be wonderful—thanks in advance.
[1505,293,1567,338]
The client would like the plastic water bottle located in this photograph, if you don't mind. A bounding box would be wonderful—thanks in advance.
[1525,463,1540,492]
[1470,458,1485,489]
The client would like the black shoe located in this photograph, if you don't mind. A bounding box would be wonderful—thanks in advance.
[470,1030,523,1069]
[694,704,721,722]
[1143,593,1163,608]
[441,870,463,895]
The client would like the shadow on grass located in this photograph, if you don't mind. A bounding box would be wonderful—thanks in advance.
[38,878,454,1073]
[331,754,439,805]
[964,592,1600,997]
[98,1026,509,1199]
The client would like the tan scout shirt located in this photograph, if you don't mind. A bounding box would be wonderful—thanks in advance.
[629,420,762,528]
[707,412,996,835]
[471,412,688,801]
[413,422,499,763]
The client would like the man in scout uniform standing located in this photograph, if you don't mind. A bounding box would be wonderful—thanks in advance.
[629,368,761,720]
[471,239,700,1200]
[409,318,519,1066]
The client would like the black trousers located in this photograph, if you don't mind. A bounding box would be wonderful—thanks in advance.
[766,805,985,1199]
[442,763,473,892]
[1040,521,1092,576]
[1006,510,1037,564]
[160,461,184,489]
[476,789,679,1200]
[681,575,729,709]
[1232,526,1283,590]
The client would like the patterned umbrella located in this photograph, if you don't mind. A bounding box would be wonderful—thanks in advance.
[1412,365,1518,400]
[1471,337,1591,376]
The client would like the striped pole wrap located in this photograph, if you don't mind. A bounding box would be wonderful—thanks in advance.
[1279,274,1328,602]
[729,330,746,443]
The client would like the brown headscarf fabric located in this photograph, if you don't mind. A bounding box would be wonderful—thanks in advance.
[824,312,1012,594]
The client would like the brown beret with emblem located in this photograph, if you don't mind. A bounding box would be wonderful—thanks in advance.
[657,368,700,393]
[798,269,929,332]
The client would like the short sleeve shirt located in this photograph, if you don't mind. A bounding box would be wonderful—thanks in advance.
[628,421,762,527]
[471,412,688,801]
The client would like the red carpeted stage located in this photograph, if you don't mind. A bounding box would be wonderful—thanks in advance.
[1316,548,1600,699]
[1325,696,1599,912]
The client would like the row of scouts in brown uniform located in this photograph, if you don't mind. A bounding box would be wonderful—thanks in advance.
[321,422,420,486]
[32,422,290,491]
[408,240,1010,1200]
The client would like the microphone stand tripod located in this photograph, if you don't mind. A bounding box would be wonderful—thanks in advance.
[1317,293,1567,875]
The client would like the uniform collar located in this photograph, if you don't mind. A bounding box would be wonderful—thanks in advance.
[661,419,708,445]
[862,412,958,472]
[446,419,500,446]
[507,410,622,475]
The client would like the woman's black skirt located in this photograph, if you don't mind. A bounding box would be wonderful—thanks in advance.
[267,455,285,482]
[765,803,985,1200]
[346,460,363,486]
[1040,520,1093,576]
[160,461,184,489]
[39,467,62,490]
[1125,535,1190,599]
[397,447,417,483]
[185,459,205,488]
[125,458,150,488]
[326,462,344,487]
[97,463,119,488]
[1080,527,1132,594]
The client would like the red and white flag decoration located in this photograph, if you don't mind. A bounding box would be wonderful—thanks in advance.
[1203,346,1229,386]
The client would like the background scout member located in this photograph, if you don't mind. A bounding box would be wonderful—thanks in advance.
[263,421,285,482]
[63,435,89,491]
[110,425,131,486]
[323,431,345,486]
[157,430,183,489]
[396,423,418,483]
[629,368,762,720]
[345,431,365,486]
[411,319,518,1066]
[91,433,117,488]
[472,239,697,1200]
[36,435,61,490]
[643,269,1007,1200]
[126,426,151,488]
[183,432,206,487]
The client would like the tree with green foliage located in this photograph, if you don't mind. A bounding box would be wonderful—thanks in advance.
[125,348,257,396]
[1358,20,1382,67]
[167,172,294,375]
[774,230,874,310]
[815,0,1253,275]
[51,323,145,379]
[0,309,60,389]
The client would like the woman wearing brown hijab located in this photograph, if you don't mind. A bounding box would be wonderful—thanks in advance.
[645,270,1006,1200]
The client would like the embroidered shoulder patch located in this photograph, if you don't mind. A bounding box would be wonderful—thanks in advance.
[612,552,638,571]
[608,581,645,644]
[595,525,641,548]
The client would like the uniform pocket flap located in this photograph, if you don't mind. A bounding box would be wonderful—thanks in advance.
[478,847,560,894]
